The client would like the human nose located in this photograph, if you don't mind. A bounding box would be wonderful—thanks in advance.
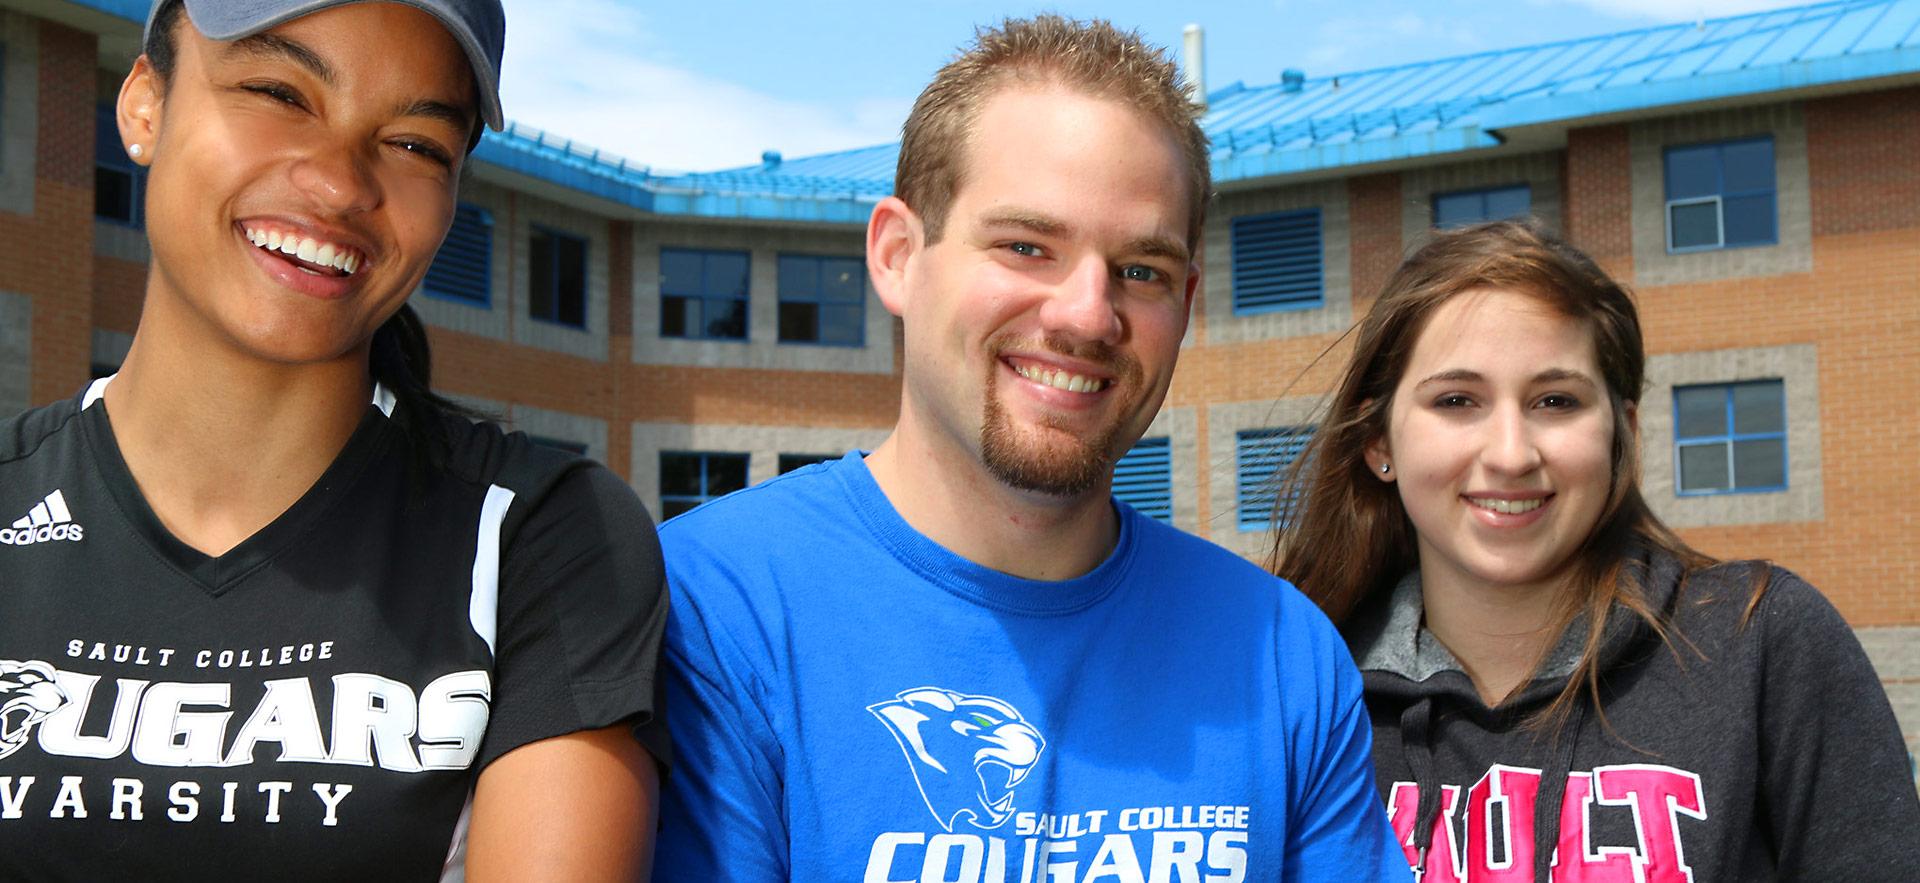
[288,144,381,216]
[1481,402,1543,475]
[1038,255,1123,344]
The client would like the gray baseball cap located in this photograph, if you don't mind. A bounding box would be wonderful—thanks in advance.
[143,0,505,131]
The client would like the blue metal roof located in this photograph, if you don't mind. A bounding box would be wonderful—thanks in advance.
[1205,0,1920,182]
[54,0,1920,222]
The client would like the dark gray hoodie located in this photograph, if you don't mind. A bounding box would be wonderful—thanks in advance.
[1347,546,1920,881]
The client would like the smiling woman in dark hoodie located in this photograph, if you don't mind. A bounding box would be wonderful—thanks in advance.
[1269,220,1918,881]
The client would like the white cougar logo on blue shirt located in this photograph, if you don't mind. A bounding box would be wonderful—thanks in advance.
[869,687,1046,832]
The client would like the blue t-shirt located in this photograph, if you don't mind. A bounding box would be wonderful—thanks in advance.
[656,452,1407,882]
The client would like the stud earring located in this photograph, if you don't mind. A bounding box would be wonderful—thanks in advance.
[1380,462,1391,474]
[128,144,143,159]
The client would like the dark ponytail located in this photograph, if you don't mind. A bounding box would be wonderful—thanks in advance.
[369,304,488,471]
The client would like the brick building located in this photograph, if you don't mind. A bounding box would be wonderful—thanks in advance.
[2,0,1916,764]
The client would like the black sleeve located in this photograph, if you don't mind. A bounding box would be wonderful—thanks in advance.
[1756,570,1920,877]
[476,461,671,769]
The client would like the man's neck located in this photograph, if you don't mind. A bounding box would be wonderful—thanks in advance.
[101,303,375,558]
[864,424,1119,582]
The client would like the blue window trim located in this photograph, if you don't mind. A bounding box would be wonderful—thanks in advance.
[1113,436,1173,525]
[1431,182,1531,228]
[422,202,494,307]
[1230,207,1324,315]
[661,247,751,342]
[1663,135,1777,254]
[528,224,589,328]
[775,253,866,348]
[660,450,750,518]
[1237,427,1313,531]
[94,103,145,229]
[1672,380,1788,496]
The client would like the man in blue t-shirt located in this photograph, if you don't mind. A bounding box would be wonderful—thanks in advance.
[655,15,1408,882]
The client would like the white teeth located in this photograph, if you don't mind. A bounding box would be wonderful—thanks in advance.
[1468,497,1545,515]
[1015,364,1106,393]
[242,227,362,275]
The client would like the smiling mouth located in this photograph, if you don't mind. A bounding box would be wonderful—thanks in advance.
[1011,361,1111,394]
[1465,496,1548,515]
[242,224,364,276]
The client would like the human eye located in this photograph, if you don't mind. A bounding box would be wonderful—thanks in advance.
[1433,393,1475,409]
[389,137,455,169]
[1119,264,1164,284]
[1536,392,1582,410]
[238,80,308,111]
[1004,241,1043,258]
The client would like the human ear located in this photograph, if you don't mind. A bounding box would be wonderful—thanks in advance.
[867,196,921,319]
[1622,398,1640,440]
[117,57,163,167]
[1361,399,1396,483]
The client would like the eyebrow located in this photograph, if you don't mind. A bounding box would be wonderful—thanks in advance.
[227,33,334,85]
[1414,368,1600,388]
[1123,235,1191,266]
[396,98,477,132]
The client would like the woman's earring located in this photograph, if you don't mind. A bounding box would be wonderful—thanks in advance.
[128,144,143,159]
[1380,462,1391,474]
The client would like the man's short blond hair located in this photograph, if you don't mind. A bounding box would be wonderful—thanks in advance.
[895,15,1212,249]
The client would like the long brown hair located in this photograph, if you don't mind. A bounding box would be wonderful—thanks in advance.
[1270,220,1710,727]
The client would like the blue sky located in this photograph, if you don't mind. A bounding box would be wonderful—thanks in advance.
[495,0,1809,172]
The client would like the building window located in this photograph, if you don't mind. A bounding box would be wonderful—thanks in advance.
[1665,136,1775,253]
[1237,427,1312,531]
[527,435,588,456]
[661,248,749,341]
[1433,184,1530,228]
[660,451,749,519]
[1674,380,1786,495]
[529,226,588,328]
[423,203,493,305]
[95,104,144,227]
[777,453,837,474]
[777,254,865,346]
[1230,208,1322,314]
[1113,436,1172,525]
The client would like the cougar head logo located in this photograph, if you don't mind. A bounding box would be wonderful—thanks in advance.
[0,660,68,760]
[869,687,1045,832]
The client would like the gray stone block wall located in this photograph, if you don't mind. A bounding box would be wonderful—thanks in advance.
[93,222,149,264]
[1400,150,1564,249]
[90,329,131,375]
[630,222,892,374]
[0,291,29,415]
[1203,180,1351,345]
[629,421,889,518]
[1630,102,1813,287]
[503,403,609,466]
[0,14,38,217]
[1641,343,1822,528]
[1204,396,1325,560]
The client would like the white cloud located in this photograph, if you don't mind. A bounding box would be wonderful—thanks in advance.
[1555,0,1809,20]
[497,0,910,173]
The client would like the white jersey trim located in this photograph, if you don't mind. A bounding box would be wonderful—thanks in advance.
[372,383,396,417]
[470,485,514,658]
[81,375,112,409]
[439,789,475,882]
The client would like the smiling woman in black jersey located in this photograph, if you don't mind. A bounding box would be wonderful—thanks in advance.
[0,0,666,879]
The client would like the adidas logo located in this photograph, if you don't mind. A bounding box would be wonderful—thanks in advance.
[1,490,85,546]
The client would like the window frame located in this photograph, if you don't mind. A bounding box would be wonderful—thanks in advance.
[1431,182,1531,228]
[1229,207,1324,315]
[775,253,867,348]
[528,224,589,329]
[659,450,750,520]
[1236,426,1313,531]
[1112,436,1173,525]
[1663,136,1777,255]
[660,247,751,342]
[1672,379,1789,496]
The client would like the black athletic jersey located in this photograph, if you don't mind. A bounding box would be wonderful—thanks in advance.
[0,378,669,881]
